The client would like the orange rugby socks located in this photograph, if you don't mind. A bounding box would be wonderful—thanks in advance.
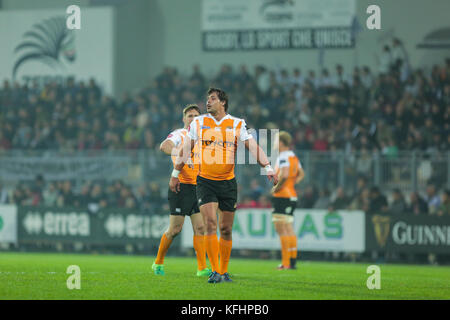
[205,234,220,273]
[289,235,298,259]
[193,235,207,271]
[155,233,172,265]
[219,238,232,274]
[280,236,290,267]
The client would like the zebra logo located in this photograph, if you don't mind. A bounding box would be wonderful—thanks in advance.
[13,16,76,80]
[260,0,294,14]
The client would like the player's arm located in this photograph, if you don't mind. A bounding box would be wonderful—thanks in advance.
[169,137,195,193]
[169,122,198,193]
[159,139,175,155]
[271,166,289,194]
[244,138,278,185]
[296,167,305,184]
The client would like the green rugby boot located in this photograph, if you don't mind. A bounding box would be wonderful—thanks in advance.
[196,267,212,277]
[152,262,165,275]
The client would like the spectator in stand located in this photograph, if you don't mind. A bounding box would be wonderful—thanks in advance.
[408,191,428,215]
[368,186,388,215]
[42,182,59,207]
[331,187,350,210]
[299,185,318,208]
[348,187,370,212]
[148,182,164,207]
[389,188,407,215]
[256,195,272,208]
[425,184,441,215]
[436,190,450,217]
[57,180,76,208]
[0,181,10,204]
[313,187,331,209]
[249,178,265,200]
[75,182,91,208]
[12,185,27,206]
[379,45,393,74]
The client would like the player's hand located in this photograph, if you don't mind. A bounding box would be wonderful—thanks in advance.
[267,171,278,186]
[169,176,180,193]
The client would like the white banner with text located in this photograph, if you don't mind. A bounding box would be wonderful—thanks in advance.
[182,209,365,252]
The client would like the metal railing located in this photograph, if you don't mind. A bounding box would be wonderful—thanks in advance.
[1,149,449,196]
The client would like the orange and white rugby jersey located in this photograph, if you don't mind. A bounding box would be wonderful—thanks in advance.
[273,150,301,199]
[166,128,200,185]
[187,113,253,181]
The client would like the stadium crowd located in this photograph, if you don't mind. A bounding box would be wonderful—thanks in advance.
[0,39,449,216]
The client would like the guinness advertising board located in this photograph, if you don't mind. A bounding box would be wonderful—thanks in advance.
[366,214,450,254]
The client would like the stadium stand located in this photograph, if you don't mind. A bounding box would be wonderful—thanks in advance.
[1,50,448,219]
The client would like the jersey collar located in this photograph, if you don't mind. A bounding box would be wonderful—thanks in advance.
[206,113,231,125]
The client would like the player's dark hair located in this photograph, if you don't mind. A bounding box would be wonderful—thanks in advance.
[183,104,200,116]
[207,87,228,112]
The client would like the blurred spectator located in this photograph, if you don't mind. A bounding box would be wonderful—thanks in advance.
[75,182,91,208]
[256,195,272,208]
[313,188,331,209]
[248,178,265,200]
[0,182,10,204]
[148,182,164,206]
[368,186,388,215]
[299,185,318,208]
[12,185,27,206]
[379,45,393,74]
[42,182,59,207]
[436,190,450,217]
[331,187,350,210]
[57,181,76,207]
[86,183,107,212]
[425,184,441,215]
[389,188,407,215]
[408,192,428,215]
[348,187,370,212]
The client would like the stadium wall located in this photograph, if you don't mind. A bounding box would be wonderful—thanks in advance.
[2,0,450,96]
[147,0,450,79]
[1,0,153,98]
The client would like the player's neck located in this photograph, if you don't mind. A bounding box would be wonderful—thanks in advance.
[210,111,227,122]
[279,146,289,152]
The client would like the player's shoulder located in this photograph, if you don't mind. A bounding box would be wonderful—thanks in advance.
[278,150,297,160]
[226,114,248,128]
[170,128,185,135]
[167,128,185,138]
[226,113,245,122]
[189,114,208,127]
[193,114,208,121]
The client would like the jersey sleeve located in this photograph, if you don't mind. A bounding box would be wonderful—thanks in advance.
[166,130,182,147]
[238,119,253,141]
[278,153,290,168]
[187,119,199,142]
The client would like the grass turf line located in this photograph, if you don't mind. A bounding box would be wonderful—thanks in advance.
[0,252,449,300]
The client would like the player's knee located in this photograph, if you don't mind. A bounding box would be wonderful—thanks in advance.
[219,224,232,237]
[193,223,206,235]
[204,218,217,232]
[167,225,183,238]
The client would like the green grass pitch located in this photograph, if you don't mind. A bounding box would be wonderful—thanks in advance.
[0,252,449,300]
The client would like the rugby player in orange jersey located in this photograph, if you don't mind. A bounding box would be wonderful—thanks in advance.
[152,104,211,277]
[270,131,305,270]
[170,88,278,283]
